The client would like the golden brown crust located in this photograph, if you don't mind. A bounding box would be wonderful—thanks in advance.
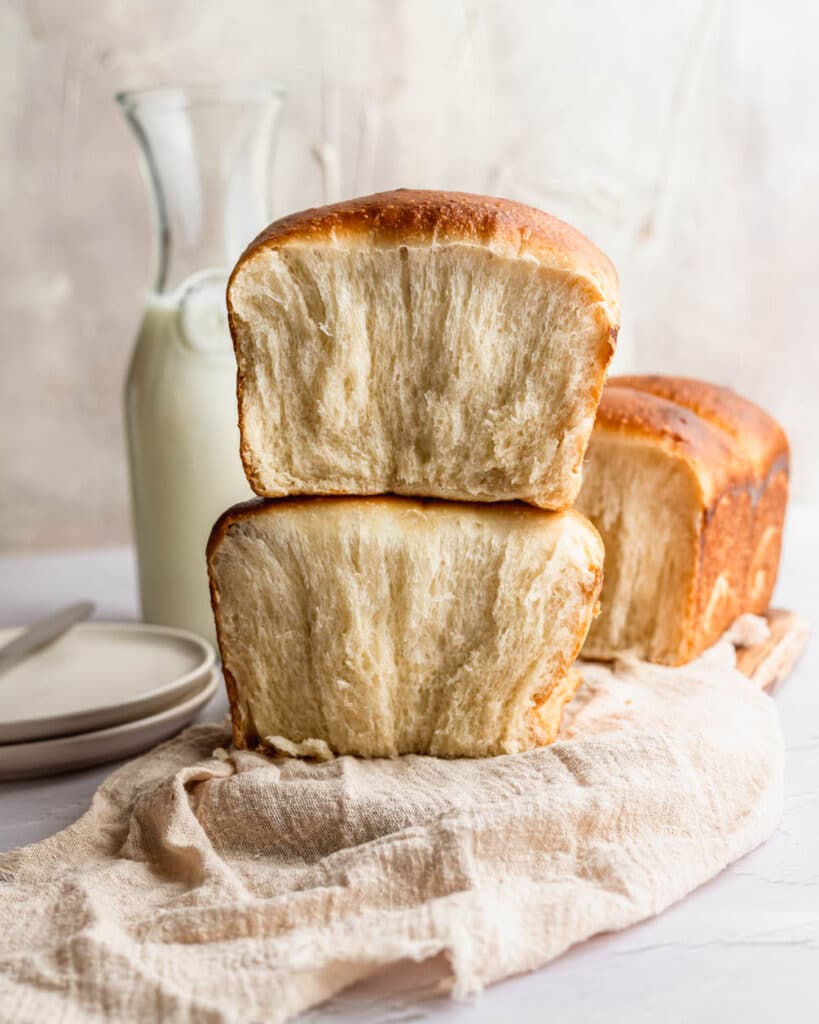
[609,375,788,480]
[229,189,620,321]
[595,376,789,506]
[590,376,789,665]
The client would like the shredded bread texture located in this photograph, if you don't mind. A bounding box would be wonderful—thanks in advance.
[208,497,604,757]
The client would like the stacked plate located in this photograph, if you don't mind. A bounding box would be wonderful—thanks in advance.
[0,622,219,781]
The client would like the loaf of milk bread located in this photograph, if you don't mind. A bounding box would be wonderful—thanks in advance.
[208,496,604,757]
[227,190,619,509]
[577,376,789,665]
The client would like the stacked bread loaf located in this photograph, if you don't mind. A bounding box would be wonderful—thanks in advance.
[208,189,621,757]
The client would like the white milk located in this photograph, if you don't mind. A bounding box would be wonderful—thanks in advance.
[125,270,251,642]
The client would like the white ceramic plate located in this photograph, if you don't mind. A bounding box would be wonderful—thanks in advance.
[0,622,215,744]
[0,670,220,781]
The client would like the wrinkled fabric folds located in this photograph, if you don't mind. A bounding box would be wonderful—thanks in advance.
[0,643,783,1023]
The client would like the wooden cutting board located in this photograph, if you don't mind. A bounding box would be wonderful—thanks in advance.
[736,609,810,691]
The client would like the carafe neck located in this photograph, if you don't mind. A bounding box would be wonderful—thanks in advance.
[117,82,284,295]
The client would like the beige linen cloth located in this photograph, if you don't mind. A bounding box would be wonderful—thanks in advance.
[0,633,783,1024]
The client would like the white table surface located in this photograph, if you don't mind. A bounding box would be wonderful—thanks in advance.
[0,507,816,1023]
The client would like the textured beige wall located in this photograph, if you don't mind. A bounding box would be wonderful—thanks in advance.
[2,0,818,552]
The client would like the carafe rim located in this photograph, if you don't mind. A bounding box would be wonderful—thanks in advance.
[115,80,286,112]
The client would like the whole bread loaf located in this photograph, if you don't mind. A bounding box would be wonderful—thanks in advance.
[227,189,619,509]
[577,376,789,665]
[208,496,604,758]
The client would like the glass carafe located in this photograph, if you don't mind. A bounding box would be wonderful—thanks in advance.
[117,82,284,641]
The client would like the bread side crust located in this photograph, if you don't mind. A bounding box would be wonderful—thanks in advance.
[591,378,789,665]
[207,499,268,749]
[688,465,788,662]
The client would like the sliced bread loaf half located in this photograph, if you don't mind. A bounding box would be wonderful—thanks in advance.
[227,190,619,509]
[208,496,603,757]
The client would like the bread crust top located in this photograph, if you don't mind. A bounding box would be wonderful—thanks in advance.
[229,189,620,323]
[595,376,789,504]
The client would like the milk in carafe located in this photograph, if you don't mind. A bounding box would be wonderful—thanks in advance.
[125,272,250,641]
[117,83,284,641]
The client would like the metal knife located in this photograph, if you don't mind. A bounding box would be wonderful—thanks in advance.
[0,601,95,676]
